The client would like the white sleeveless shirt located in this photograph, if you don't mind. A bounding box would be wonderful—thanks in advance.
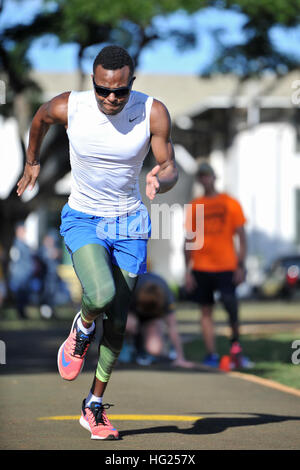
[67,90,153,217]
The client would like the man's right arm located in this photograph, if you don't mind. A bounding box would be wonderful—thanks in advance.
[17,92,70,197]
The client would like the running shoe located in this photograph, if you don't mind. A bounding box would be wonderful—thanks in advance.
[136,352,156,366]
[57,312,95,380]
[239,356,254,369]
[168,346,178,361]
[229,341,254,369]
[202,353,220,368]
[79,400,119,440]
[118,341,136,364]
[229,341,242,369]
[230,341,243,357]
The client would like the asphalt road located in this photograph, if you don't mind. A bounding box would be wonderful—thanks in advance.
[1,326,300,451]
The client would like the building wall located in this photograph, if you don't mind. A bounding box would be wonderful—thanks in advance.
[226,122,300,268]
[139,165,195,285]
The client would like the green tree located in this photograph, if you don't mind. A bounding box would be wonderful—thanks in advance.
[2,0,300,102]
[205,0,300,77]
[0,0,299,254]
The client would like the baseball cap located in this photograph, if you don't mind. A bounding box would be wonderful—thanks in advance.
[196,162,215,177]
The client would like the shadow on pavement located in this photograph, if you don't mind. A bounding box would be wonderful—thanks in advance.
[119,412,300,438]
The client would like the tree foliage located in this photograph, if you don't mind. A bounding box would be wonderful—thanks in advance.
[1,0,299,95]
[0,0,299,262]
[0,0,299,116]
[207,0,300,77]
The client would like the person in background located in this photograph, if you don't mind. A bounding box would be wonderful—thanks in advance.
[38,230,68,319]
[184,162,250,368]
[0,243,7,309]
[119,272,196,369]
[8,222,34,319]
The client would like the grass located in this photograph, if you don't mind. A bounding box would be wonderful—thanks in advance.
[175,299,300,324]
[174,301,300,390]
[1,300,300,390]
[181,323,300,390]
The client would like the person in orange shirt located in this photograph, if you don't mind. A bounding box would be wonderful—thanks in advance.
[184,162,248,368]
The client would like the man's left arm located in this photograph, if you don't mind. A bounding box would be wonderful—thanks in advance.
[146,99,178,200]
[234,225,247,285]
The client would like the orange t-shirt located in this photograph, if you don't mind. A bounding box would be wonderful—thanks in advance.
[185,193,246,272]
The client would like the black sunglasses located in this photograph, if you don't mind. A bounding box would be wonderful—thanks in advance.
[93,77,134,98]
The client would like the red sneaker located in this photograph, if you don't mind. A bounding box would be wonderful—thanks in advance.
[79,400,119,440]
[57,312,94,381]
[230,341,243,369]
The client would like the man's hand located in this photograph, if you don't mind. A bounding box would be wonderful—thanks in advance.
[185,270,197,293]
[146,164,161,200]
[233,266,246,286]
[16,163,40,197]
[149,100,177,199]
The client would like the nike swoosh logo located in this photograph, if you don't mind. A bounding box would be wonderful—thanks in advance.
[129,116,139,122]
[62,344,71,367]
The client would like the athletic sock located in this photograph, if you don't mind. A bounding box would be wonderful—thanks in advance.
[86,391,102,408]
[77,316,95,335]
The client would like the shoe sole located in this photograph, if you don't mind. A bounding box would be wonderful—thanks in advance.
[57,312,85,381]
[79,416,119,440]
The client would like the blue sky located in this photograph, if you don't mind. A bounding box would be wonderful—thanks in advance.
[1,0,300,74]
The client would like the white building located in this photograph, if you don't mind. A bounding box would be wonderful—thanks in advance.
[173,71,300,288]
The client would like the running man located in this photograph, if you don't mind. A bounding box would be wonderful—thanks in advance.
[17,45,178,440]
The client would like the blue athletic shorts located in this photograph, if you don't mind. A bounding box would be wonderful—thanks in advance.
[60,203,151,275]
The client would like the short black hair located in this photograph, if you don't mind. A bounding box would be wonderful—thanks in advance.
[136,282,165,319]
[93,45,135,76]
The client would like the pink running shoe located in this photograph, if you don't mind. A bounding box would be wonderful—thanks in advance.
[230,341,243,369]
[57,312,95,381]
[79,400,119,440]
[230,341,243,356]
[230,342,254,369]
